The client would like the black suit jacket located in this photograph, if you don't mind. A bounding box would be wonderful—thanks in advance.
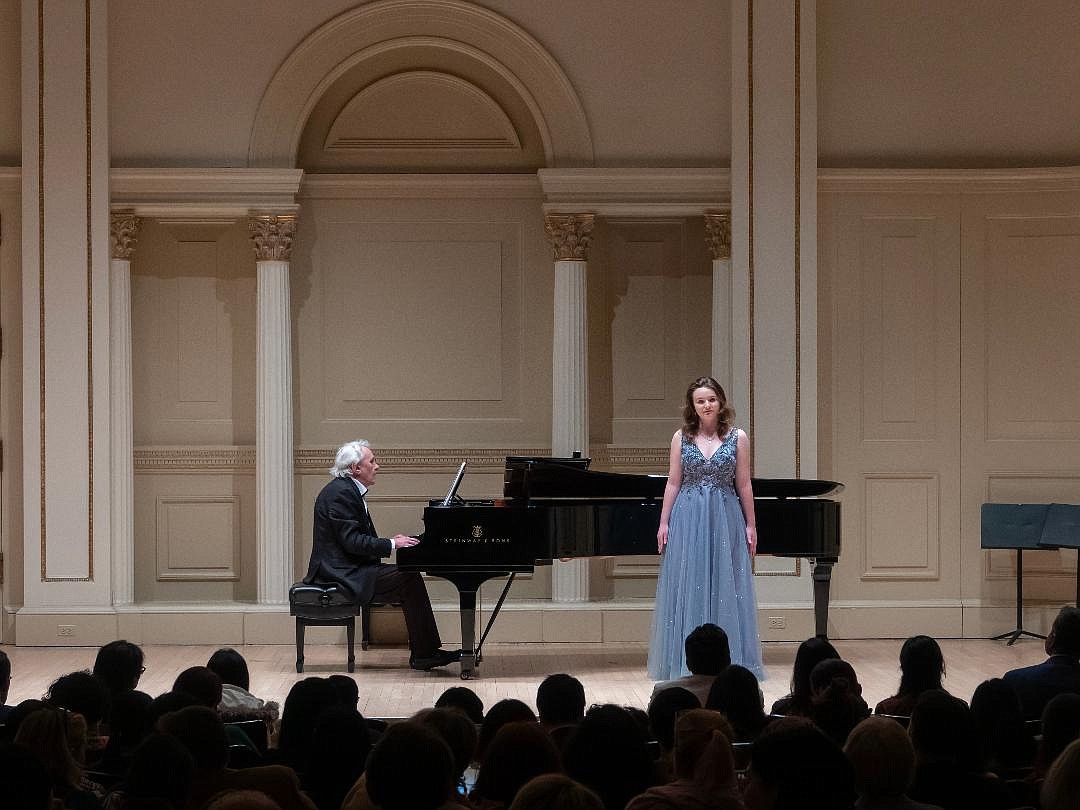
[303,476,393,603]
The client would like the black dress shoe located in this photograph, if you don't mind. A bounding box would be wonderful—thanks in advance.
[409,648,461,671]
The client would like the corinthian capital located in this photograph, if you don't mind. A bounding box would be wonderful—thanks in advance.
[248,214,297,261]
[109,214,142,260]
[704,211,731,261]
[544,213,595,261]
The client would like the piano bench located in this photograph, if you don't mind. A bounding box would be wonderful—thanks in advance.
[289,583,361,674]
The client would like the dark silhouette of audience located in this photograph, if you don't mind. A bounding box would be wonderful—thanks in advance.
[742,717,855,810]
[508,773,604,810]
[1041,737,1080,810]
[0,649,13,725]
[274,677,340,773]
[1034,691,1080,778]
[809,658,870,746]
[207,647,279,726]
[476,698,537,763]
[647,686,700,779]
[706,663,769,743]
[0,740,55,810]
[1003,605,1080,719]
[563,704,657,810]
[122,732,196,810]
[651,623,731,706]
[435,685,485,724]
[969,678,1033,775]
[537,673,586,732]
[769,636,840,716]
[361,721,460,810]
[875,635,947,717]
[844,716,939,810]
[92,640,146,704]
[470,721,562,810]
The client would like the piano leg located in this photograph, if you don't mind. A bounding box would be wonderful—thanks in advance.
[812,561,834,639]
[458,588,478,679]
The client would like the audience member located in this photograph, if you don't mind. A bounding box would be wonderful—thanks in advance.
[328,674,360,707]
[1034,692,1080,778]
[537,673,586,734]
[415,707,479,793]
[508,774,604,810]
[158,705,315,810]
[626,709,742,810]
[92,640,146,702]
[97,688,154,776]
[1040,736,1080,810]
[706,664,769,743]
[207,648,280,724]
[875,636,946,717]
[173,666,223,708]
[650,623,731,706]
[45,670,109,748]
[476,698,537,763]
[844,716,940,810]
[563,704,657,810]
[907,690,1013,810]
[205,790,284,810]
[122,732,196,810]
[741,717,855,810]
[646,686,700,779]
[770,637,840,717]
[359,721,463,810]
[809,658,870,746]
[302,705,371,810]
[436,685,485,724]
[15,707,103,810]
[0,740,55,810]
[1003,606,1080,719]
[969,678,1032,775]
[470,721,562,810]
[148,690,198,727]
[0,649,13,725]
[274,677,340,772]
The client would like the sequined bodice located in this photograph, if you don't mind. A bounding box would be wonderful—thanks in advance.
[680,429,738,491]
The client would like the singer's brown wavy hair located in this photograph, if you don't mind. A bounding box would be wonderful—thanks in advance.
[681,376,735,438]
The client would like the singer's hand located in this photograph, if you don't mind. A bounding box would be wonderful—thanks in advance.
[394,534,420,548]
[657,524,669,554]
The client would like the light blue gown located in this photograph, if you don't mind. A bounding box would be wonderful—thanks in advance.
[647,429,764,681]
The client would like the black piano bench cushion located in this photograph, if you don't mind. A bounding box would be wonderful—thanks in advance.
[289,583,359,621]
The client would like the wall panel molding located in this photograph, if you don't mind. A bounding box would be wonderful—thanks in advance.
[155,495,240,581]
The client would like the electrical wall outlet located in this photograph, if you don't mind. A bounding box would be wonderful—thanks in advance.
[767,616,786,629]
[57,624,75,637]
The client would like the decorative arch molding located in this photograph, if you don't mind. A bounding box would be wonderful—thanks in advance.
[248,0,594,168]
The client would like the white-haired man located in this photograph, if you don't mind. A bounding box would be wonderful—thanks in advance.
[303,440,458,670]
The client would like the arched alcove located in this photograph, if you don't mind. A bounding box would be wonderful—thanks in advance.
[248,0,593,169]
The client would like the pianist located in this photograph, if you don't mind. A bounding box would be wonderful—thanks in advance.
[302,440,460,671]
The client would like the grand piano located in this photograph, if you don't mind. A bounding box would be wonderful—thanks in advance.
[397,456,842,678]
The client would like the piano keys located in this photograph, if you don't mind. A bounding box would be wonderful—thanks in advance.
[396,456,842,678]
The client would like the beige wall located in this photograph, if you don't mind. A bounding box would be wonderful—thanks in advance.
[0,0,18,165]
[0,170,23,634]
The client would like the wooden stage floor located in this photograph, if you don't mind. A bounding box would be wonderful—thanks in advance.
[0,637,1048,719]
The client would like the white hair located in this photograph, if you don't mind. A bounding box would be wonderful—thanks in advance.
[330,440,370,478]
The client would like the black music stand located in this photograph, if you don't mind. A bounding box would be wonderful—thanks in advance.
[981,504,1048,646]
[1042,504,1080,607]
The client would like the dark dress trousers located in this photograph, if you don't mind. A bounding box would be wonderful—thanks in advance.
[303,475,442,656]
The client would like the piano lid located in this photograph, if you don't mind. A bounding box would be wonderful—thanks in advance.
[751,478,843,498]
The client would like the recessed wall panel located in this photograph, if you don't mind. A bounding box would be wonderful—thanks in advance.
[863,475,939,579]
[156,496,240,581]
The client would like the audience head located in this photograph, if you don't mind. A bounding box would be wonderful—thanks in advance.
[1041,736,1080,810]
[277,676,340,769]
[1039,692,1080,771]
[476,698,537,762]
[896,635,945,696]
[205,791,282,810]
[647,686,700,753]
[435,685,484,724]
[742,717,855,810]
[970,677,1027,768]
[157,705,229,772]
[107,688,154,750]
[472,720,563,807]
[414,707,478,780]
[148,690,198,727]
[327,674,359,707]
[7,699,45,740]
[365,722,456,810]
[563,703,656,810]
[809,658,868,746]
[909,689,978,769]
[787,637,840,710]
[44,670,108,729]
[14,707,84,791]
[0,741,54,810]
[92,640,145,696]
[0,649,10,705]
[205,648,249,692]
[684,622,731,675]
[508,774,604,810]
[537,673,586,728]
[124,732,196,809]
[705,664,766,740]
[305,705,372,810]
[1048,605,1080,657]
[172,666,222,708]
[671,709,736,784]
[844,716,915,800]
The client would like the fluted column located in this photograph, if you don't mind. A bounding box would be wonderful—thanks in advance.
[109,214,140,606]
[544,213,594,602]
[705,211,733,386]
[250,214,297,606]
